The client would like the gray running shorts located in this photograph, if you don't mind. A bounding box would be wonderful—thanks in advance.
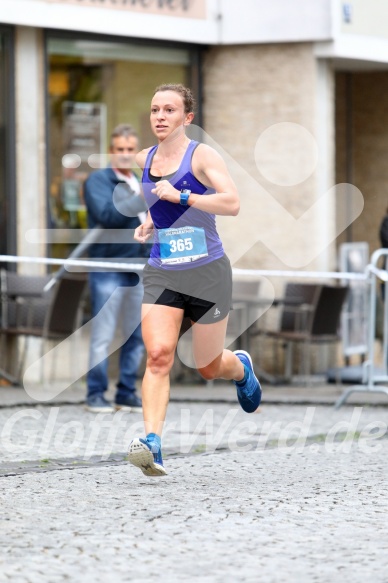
[142,255,232,324]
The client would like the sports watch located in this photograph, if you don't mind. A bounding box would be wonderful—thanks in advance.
[180,189,191,206]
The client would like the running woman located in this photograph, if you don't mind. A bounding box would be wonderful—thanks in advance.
[128,84,261,476]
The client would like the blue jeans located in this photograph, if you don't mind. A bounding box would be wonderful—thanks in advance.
[87,271,144,399]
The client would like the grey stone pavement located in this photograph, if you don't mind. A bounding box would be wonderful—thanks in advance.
[1,378,388,582]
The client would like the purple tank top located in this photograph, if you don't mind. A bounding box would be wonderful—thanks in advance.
[142,140,224,270]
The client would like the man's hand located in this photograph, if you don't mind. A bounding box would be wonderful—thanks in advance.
[151,180,180,203]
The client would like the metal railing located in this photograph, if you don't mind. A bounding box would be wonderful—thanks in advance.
[1,252,388,408]
[334,249,388,408]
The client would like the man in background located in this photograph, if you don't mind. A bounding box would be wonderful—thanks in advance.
[84,124,148,413]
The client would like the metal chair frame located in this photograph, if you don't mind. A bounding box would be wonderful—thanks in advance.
[265,283,348,382]
[0,270,87,384]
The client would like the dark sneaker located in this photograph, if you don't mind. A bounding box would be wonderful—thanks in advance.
[128,437,167,477]
[115,392,142,412]
[85,394,114,413]
[233,350,262,413]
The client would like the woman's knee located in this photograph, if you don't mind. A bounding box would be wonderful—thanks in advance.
[146,344,175,375]
[197,363,220,381]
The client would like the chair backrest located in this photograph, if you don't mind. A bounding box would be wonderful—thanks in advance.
[310,285,349,336]
[2,270,52,297]
[280,283,321,331]
[0,269,52,328]
[45,274,87,336]
[0,270,87,338]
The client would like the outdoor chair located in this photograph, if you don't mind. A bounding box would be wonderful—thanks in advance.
[266,283,348,382]
[0,270,87,383]
[246,282,320,380]
[274,283,321,336]
[0,270,52,330]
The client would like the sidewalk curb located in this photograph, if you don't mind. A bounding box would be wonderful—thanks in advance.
[1,396,388,409]
[3,430,388,478]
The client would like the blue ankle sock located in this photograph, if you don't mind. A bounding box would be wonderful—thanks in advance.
[146,433,161,450]
[236,365,249,387]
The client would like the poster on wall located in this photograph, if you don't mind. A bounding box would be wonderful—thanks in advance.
[61,101,106,211]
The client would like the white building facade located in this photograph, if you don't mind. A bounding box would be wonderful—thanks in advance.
[0,0,388,276]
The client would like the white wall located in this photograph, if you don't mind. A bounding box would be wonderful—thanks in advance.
[0,0,334,45]
[340,0,388,38]
[316,0,388,68]
[2,0,388,71]
[0,0,219,44]
[219,0,332,44]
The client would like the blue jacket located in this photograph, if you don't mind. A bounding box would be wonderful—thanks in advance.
[84,166,149,259]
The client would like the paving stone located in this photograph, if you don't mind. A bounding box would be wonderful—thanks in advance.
[1,397,388,582]
[1,438,388,582]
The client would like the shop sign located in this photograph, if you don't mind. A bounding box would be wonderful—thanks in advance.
[45,0,207,19]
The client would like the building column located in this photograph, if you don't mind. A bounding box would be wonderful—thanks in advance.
[314,57,336,271]
[15,26,46,273]
[203,43,336,274]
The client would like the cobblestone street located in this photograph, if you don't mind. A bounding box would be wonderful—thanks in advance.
[4,0,388,579]
[0,387,388,582]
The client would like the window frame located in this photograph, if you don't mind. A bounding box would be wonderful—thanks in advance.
[44,28,204,243]
[0,25,16,258]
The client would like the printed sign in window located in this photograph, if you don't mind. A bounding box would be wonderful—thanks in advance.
[62,101,106,211]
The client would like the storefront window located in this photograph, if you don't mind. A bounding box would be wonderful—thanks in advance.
[46,35,196,252]
[0,28,15,259]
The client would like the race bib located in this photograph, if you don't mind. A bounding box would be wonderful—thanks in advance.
[158,226,208,264]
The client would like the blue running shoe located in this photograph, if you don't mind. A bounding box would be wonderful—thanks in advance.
[128,437,167,477]
[233,350,262,413]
